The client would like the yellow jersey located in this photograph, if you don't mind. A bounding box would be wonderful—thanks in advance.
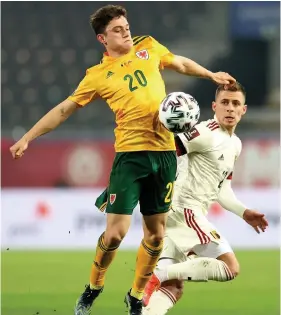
[68,36,176,152]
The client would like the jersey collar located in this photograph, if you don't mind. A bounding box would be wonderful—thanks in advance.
[102,49,133,63]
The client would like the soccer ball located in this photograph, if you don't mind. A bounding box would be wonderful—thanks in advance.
[159,92,200,134]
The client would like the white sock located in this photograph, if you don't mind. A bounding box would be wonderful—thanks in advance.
[155,258,234,283]
[142,289,175,315]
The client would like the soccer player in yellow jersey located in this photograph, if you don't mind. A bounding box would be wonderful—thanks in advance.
[10,5,236,315]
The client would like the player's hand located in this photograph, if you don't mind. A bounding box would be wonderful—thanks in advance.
[210,72,236,86]
[10,137,29,159]
[243,209,269,234]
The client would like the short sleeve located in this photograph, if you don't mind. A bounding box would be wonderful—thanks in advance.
[177,124,212,154]
[68,70,99,107]
[150,37,175,69]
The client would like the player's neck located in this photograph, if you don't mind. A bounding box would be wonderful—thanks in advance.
[224,126,236,136]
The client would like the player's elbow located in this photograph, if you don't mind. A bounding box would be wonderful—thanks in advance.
[56,99,78,122]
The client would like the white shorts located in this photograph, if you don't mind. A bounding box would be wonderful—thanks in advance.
[160,205,233,263]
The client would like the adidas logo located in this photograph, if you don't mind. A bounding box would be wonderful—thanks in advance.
[218,154,224,161]
[106,71,114,79]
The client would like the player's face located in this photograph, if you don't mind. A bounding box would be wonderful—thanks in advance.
[98,16,133,54]
[212,91,247,129]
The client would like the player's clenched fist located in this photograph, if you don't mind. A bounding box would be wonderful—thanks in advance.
[10,138,29,159]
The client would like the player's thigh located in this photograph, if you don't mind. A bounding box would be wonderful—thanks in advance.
[193,237,233,258]
[106,152,150,215]
[192,225,239,275]
[163,207,217,256]
[191,217,234,259]
[139,151,177,216]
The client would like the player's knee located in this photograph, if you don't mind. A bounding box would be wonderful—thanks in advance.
[103,230,127,248]
[218,253,240,279]
[224,261,240,278]
[161,279,184,301]
[143,215,166,246]
[144,233,164,247]
[143,223,165,246]
[229,263,240,277]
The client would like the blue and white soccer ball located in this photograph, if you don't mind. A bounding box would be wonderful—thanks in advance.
[159,92,200,134]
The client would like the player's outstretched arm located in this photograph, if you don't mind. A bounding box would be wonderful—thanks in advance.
[167,55,236,86]
[217,179,268,233]
[217,178,247,218]
[10,99,78,159]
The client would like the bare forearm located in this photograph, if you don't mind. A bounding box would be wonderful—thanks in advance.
[24,99,77,142]
[25,108,63,141]
[167,55,236,85]
[181,57,213,78]
[169,56,213,79]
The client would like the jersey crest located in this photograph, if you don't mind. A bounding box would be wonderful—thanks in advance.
[136,49,149,60]
[110,194,116,205]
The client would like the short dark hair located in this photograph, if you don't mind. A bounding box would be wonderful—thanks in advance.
[89,5,127,35]
[215,82,246,101]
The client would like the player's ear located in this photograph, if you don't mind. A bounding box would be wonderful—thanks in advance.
[242,104,247,115]
[97,34,107,45]
[212,101,216,112]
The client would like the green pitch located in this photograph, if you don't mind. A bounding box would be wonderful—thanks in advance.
[1,250,280,315]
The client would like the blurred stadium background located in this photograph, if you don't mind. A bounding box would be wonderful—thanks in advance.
[1,2,280,315]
